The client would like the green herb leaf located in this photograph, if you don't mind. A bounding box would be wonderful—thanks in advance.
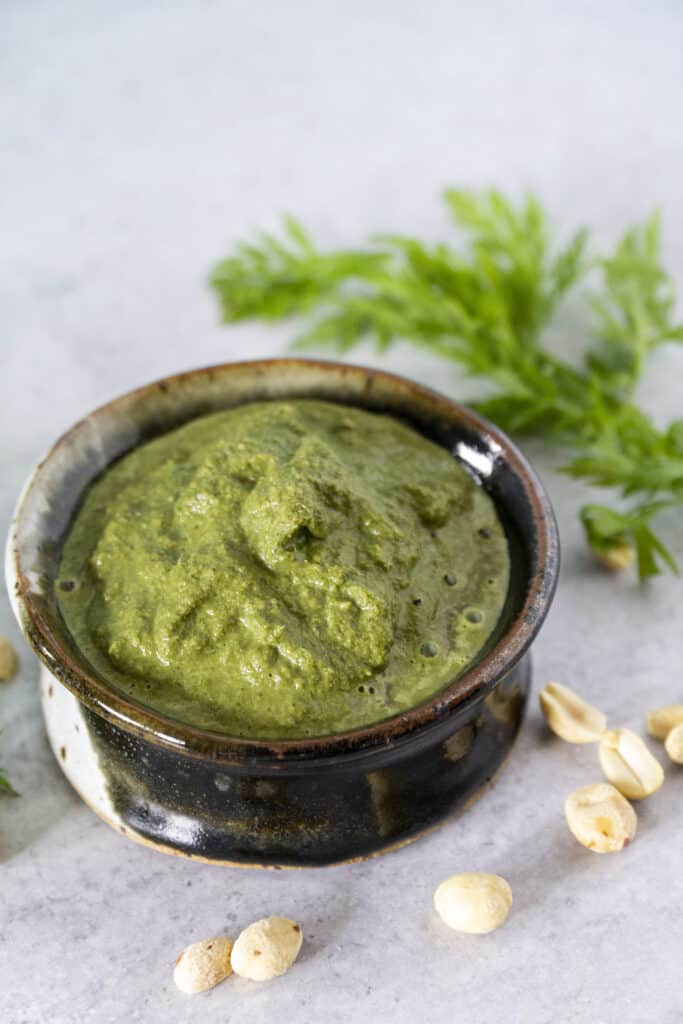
[210,189,683,581]
[0,771,18,797]
[587,212,683,397]
[581,502,679,579]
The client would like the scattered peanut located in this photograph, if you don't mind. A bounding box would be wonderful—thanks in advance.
[664,722,683,765]
[646,705,683,741]
[230,917,303,981]
[0,637,18,681]
[539,682,606,744]
[594,540,635,572]
[565,783,637,853]
[599,728,664,800]
[433,872,512,935]
[173,937,233,994]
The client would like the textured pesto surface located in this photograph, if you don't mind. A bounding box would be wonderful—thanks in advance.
[57,401,510,737]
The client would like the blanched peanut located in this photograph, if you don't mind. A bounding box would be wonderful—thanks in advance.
[565,783,637,853]
[433,873,512,935]
[173,937,233,994]
[539,682,606,744]
[230,917,303,981]
[599,728,664,800]
[647,705,683,741]
[594,540,635,572]
[0,637,18,681]
[664,723,683,765]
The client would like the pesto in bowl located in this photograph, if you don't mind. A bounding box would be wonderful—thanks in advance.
[56,399,510,739]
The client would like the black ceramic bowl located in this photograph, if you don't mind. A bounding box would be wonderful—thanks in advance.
[6,359,559,866]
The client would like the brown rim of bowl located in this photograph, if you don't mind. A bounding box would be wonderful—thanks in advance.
[10,358,559,765]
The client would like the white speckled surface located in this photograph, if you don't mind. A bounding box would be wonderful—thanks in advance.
[2,3,683,1022]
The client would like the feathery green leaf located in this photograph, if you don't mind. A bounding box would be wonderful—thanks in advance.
[210,189,683,580]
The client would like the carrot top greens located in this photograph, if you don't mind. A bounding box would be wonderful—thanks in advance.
[211,189,683,579]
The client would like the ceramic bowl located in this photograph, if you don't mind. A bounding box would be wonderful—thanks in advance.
[6,359,559,866]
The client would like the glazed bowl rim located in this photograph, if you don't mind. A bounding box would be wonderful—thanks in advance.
[7,357,559,764]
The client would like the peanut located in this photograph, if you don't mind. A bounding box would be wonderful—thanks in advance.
[0,637,18,681]
[664,722,683,765]
[565,783,637,853]
[539,682,606,744]
[599,728,664,800]
[230,917,303,981]
[173,936,233,994]
[433,872,512,935]
[594,540,635,572]
[647,705,683,741]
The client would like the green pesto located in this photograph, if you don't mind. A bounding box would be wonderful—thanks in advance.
[56,400,510,739]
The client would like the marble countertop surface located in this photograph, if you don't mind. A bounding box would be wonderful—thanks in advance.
[2,2,683,1022]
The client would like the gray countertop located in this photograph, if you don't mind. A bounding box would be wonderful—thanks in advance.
[2,2,683,1022]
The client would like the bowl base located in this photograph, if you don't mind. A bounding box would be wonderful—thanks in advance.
[41,657,530,868]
